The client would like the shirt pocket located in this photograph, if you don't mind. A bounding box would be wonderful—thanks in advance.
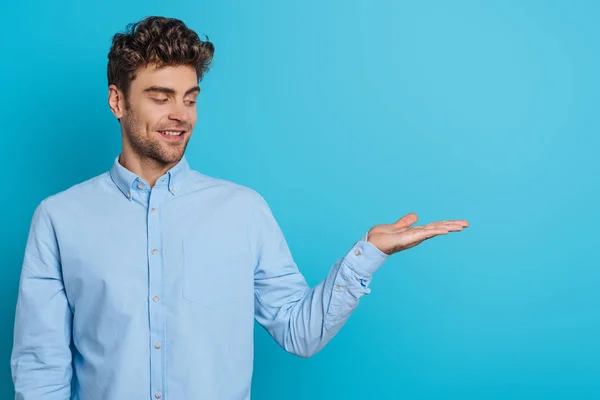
[181,240,247,309]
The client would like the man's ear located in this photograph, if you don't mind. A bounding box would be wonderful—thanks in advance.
[108,84,125,120]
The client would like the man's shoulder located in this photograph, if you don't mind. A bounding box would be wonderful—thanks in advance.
[185,170,267,208]
[38,171,110,214]
[186,170,261,197]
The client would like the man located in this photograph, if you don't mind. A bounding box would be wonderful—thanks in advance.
[11,16,468,400]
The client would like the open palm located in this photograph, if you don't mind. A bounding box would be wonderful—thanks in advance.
[367,213,469,255]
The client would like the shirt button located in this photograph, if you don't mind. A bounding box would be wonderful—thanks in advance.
[171,186,176,192]
[155,342,162,349]
[126,192,131,199]
[151,208,157,214]
[155,392,162,399]
[152,249,159,255]
[335,285,342,292]
[137,182,144,189]
[354,248,362,256]
[152,296,160,302]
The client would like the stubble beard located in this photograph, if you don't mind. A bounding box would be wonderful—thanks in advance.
[122,106,189,166]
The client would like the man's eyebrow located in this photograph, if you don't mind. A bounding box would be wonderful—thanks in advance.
[143,86,200,96]
[143,86,176,95]
[185,86,201,96]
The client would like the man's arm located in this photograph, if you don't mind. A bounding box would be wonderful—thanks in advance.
[252,194,389,358]
[11,201,73,399]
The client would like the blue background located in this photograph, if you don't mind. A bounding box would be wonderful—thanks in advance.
[2,0,599,398]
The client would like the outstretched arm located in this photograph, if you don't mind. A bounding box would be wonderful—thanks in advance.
[252,195,468,358]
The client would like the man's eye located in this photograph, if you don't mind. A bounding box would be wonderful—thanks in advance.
[153,98,168,104]
[185,100,196,106]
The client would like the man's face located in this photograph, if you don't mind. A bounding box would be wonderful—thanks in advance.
[120,64,199,165]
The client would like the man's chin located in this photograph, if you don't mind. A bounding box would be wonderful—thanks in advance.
[157,149,187,165]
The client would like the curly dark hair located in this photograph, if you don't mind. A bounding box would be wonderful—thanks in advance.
[107,16,214,98]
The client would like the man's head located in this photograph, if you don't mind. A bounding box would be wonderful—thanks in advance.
[107,16,214,166]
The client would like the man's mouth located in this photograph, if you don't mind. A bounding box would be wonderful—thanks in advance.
[158,130,187,141]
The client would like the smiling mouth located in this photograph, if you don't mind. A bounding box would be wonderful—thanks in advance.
[157,130,187,141]
[159,130,185,136]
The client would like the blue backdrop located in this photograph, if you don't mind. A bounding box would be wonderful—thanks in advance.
[1,0,599,398]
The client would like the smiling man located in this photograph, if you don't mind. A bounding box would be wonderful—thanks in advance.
[10,16,468,400]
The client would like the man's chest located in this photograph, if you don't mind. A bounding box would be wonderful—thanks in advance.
[56,198,257,311]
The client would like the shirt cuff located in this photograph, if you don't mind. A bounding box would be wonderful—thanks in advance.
[343,231,390,278]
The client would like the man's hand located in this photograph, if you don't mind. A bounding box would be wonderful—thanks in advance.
[367,213,469,255]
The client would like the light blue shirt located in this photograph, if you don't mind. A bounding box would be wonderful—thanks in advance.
[11,155,389,400]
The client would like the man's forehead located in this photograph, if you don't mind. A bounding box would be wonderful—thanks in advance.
[132,64,198,90]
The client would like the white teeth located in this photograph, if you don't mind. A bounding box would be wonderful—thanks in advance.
[162,131,182,136]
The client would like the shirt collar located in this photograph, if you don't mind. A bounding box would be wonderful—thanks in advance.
[109,155,191,200]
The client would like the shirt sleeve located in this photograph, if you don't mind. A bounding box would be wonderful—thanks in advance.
[11,201,73,399]
[252,194,389,358]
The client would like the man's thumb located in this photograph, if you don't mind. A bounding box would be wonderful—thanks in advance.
[393,213,418,228]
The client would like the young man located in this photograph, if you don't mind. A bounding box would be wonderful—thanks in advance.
[11,16,468,400]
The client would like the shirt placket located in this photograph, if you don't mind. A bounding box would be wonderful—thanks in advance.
[146,179,169,400]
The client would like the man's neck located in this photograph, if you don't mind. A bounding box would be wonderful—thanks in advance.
[118,151,177,188]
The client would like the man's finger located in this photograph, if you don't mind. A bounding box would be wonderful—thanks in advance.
[425,222,465,232]
[430,219,469,227]
[392,213,418,229]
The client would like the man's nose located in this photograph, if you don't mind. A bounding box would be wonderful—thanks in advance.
[168,101,189,122]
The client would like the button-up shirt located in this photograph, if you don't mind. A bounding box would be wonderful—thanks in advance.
[11,155,389,400]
